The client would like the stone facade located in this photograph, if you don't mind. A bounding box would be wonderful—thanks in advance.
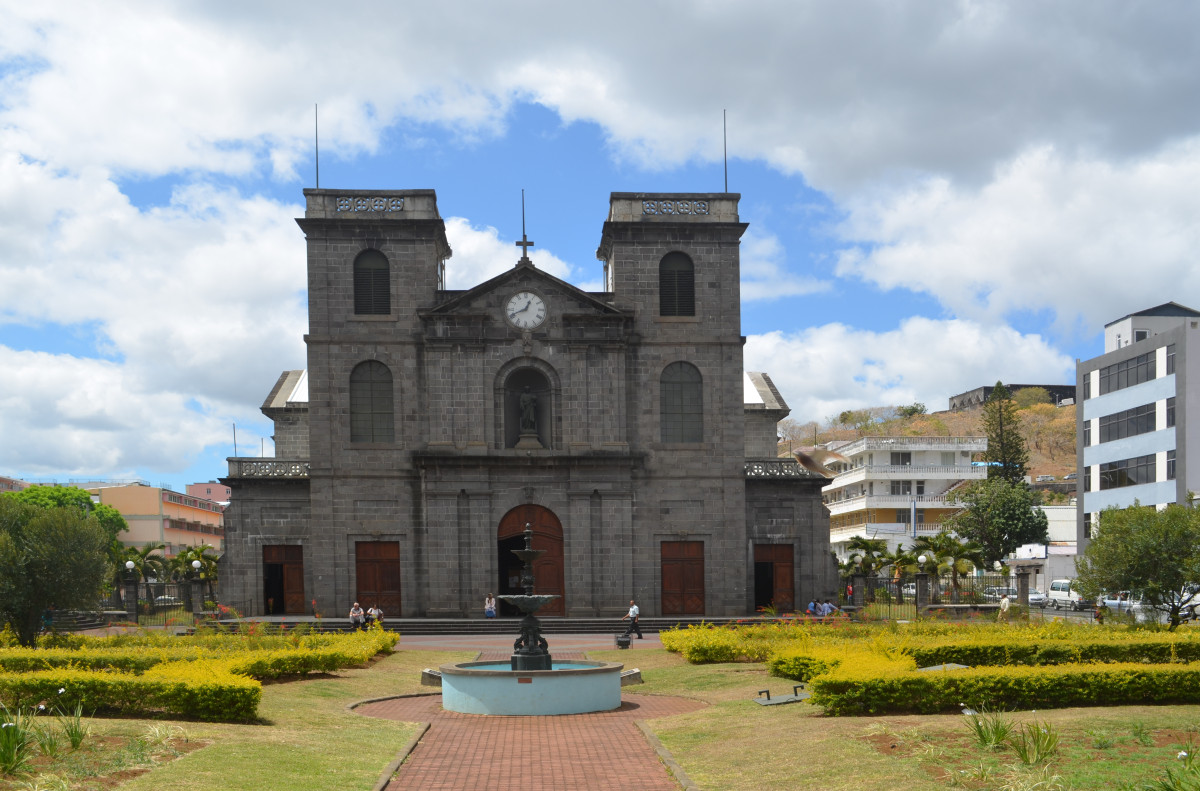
[220,188,835,618]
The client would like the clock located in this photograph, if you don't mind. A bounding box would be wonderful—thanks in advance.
[505,291,547,330]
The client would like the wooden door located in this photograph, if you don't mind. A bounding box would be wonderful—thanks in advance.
[754,544,794,612]
[263,545,305,615]
[661,541,705,615]
[498,505,565,616]
[355,541,402,618]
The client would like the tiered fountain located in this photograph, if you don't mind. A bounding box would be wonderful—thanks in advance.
[438,524,624,715]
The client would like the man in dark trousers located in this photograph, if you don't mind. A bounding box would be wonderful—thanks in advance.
[621,599,643,639]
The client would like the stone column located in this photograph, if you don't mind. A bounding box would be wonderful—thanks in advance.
[916,573,929,610]
[192,578,206,617]
[1016,570,1030,607]
[124,576,138,623]
[851,574,865,608]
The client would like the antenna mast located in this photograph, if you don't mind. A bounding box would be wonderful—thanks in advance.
[315,104,320,188]
[723,109,728,193]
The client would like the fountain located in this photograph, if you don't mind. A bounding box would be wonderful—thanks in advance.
[438,524,624,715]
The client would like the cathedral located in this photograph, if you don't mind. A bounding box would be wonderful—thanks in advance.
[219,188,835,618]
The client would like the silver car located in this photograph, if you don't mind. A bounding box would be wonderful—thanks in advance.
[1028,588,1046,606]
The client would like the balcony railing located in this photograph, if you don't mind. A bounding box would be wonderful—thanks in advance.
[744,458,820,479]
[831,436,987,456]
[830,522,946,541]
[824,493,960,516]
[826,464,986,487]
[227,458,311,479]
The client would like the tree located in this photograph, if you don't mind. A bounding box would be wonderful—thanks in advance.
[1013,387,1052,409]
[845,536,889,576]
[4,485,129,560]
[1074,504,1200,630]
[897,402,927,418]
[943,478,1049,566]
[125,543,167,583]
[981,382,1030,485]
[911,531,985,596]
[0,497,111,645]
[169,544,220,600]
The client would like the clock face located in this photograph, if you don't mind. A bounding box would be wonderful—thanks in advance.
[506,291,547,330]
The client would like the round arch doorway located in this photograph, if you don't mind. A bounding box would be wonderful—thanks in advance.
[497,505,565,617]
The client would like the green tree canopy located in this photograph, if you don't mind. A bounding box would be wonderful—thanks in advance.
[1074,504,1200,630]
[845,536,889,577]
[4,485,129,544]
[911,530,985,592]
[897,402,927,418]
[981,382,1031,485]
[0,497,112,645]
[943,478,1049,566]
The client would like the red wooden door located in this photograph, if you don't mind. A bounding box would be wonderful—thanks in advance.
[356,541,402,618]
[263,545,305,615]
[754,544,794,612]
[661,541,705,615]
[498,505,565,616]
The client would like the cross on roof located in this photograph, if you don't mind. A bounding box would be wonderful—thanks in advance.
[516,188,534,266]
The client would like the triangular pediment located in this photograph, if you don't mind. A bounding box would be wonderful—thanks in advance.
[423,261,624,322]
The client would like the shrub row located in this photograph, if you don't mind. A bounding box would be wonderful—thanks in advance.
[810,662,1200,716]
[909,636,1200,668]
[0,665,261,722]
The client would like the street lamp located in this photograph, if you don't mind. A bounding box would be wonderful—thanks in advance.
[191,559,202,576]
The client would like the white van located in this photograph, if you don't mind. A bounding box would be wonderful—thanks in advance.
[1048,579,1093,611]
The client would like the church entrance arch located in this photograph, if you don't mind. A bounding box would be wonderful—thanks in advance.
[498,505,565,617]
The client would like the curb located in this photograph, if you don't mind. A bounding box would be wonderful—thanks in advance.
[372,721,430,791]
[636,720,700,791]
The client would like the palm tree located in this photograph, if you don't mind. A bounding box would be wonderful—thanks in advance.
[911,531,985,600]
[124,543,167,583]
[880,546,917,582]
[845,536,889,577]
[170,545,220,600]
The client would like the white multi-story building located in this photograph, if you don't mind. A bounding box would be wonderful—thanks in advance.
[822,436,988,557]
[1077,302,1200,544]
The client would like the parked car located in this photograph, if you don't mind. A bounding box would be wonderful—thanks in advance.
[901,583,916,596]
[1062,473,1077,481]
[154,595,182,607]
[1101,592,1146,613]
[982,586,1019,601]
[1028,588,1047,607]
[1035,474,1055,482]
[1048,578,1093,611]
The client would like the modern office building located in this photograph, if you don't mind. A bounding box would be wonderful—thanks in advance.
[1076,302,1200,545]
[87,483,225,555]
[821,436,988,557]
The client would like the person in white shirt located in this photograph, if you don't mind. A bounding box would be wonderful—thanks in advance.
[621,599,643,638]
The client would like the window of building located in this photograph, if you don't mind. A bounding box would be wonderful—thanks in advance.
[1083,375,1091,400]
[890,452,912,466]
[890,480,912,496]
[1098,352,1156,395]
[1083,421,1091,447]
[353,250,391,315]
[916,480,925,496]
[1098,403,1156,443]
[1167,344,1176,375]
[1168,397,1176,428]
[940,451,954,466]
[1134,329,1149,342]
[660,362,703,442]
[349,361,394,443]
[1084,512,1093,539]
[658,252,695,316]
[1168,449,1176,481]
[895,509,925,524]
[1098,454,1156,490]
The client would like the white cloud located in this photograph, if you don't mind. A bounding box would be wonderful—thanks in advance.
[739,225,831,302]
[443,217,576,288]
[834,142,1200,330]
[746,317,1074,423]
[5,4,1199,191]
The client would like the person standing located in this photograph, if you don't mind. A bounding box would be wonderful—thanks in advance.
[998,594,1011,623]
[484,593,497,619]
[348,602,365,630]
[621,599,643,639]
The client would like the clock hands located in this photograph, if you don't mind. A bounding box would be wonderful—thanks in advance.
[508,300,532,319]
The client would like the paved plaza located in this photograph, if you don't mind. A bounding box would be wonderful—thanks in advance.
[355,634,706,791]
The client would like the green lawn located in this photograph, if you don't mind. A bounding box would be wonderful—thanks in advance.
[8,640,1200,790]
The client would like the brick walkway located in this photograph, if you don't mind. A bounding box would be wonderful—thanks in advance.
[358,681,705,790]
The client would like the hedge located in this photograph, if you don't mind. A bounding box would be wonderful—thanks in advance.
[810,662,1200,716]
[908,636,1200,668]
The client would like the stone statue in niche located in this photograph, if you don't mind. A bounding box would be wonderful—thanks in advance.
[515,386,544,450]
[520,387,538,433]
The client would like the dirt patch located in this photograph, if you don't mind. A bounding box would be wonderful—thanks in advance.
[0,735,207,791]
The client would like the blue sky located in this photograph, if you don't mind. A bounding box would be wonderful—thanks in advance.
[1,2,1198,494]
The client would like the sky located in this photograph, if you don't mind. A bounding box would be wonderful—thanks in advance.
[1,2,1198,493]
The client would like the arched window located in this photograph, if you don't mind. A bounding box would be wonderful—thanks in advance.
[349,361,394,443]
[659,252,695,316]
[353,250,390,315]
[661,362,702,443]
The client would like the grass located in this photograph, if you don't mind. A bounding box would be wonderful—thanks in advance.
[9,633,1200,790]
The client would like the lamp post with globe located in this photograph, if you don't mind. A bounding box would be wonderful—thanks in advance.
[124,560,138,623]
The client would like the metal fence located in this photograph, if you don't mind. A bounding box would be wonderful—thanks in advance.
[108,582,196,627]
[851,574,1017,619]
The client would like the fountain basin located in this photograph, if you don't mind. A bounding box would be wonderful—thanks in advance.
[440,660,623,715]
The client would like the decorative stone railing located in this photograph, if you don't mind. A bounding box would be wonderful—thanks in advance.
[744,458,817,478]
[227,459,311,479]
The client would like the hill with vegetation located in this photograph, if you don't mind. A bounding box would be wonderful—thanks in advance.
[778,390,1077,486]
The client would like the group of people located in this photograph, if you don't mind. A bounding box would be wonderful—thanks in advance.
[806,599,839,617]
[347,602,384,629]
